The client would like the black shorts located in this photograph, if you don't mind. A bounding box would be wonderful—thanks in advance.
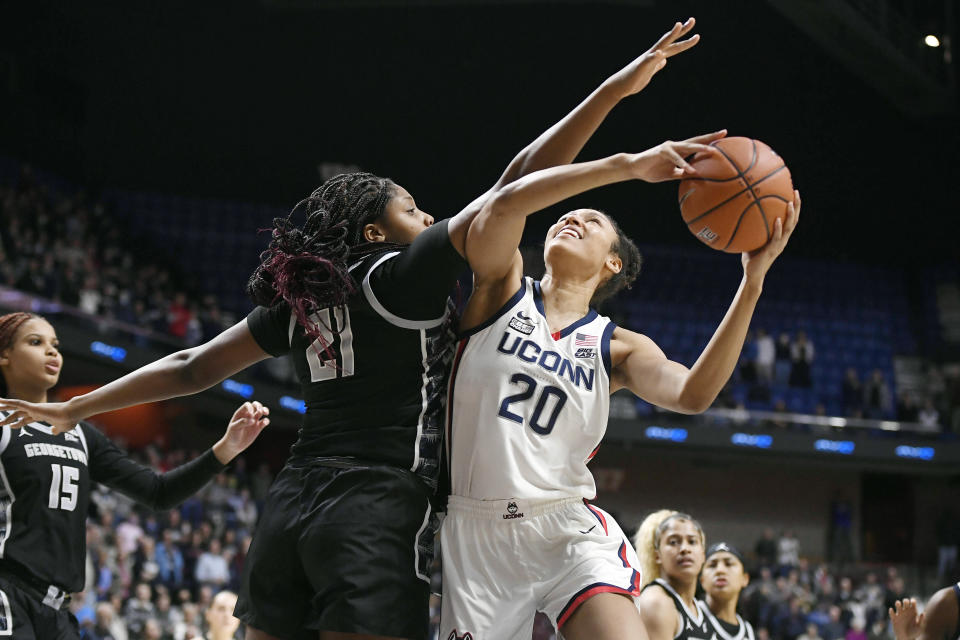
[235,459,436,639]
[0,576,78,640]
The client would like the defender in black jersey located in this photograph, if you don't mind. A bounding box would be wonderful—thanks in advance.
[637,511,713,640]
[0,312,269,639]
[699,543,757,640]
[0,27,708,637]
[890,584,960,640]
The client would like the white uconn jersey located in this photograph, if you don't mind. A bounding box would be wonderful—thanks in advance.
[447,277,615,500]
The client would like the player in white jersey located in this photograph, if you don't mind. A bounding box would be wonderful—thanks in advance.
[442,63,801,640]
[699,543,757,640]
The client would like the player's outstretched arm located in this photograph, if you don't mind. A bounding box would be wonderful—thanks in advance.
[87,401,270,510]
[0,321,272,434]
[446,18,704,255]
[466,134,723,283]
[611,192,799,413]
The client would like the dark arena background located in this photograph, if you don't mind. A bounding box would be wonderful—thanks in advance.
[2,0,959,638]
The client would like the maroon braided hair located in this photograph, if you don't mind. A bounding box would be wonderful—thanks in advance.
[0,312,36,396]
[246,173,403,360]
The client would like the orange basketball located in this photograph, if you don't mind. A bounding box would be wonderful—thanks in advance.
[678,137,793,253]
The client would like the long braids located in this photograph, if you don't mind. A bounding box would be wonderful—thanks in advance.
[0,312,36,397]
[246,173,401,357]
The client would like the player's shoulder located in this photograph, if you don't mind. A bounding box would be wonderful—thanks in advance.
[610,326,666,361]
[925,585,960,625]
[638,583,680,634]
[639,581,677,609]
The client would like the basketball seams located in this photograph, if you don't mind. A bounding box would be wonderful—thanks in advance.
[680,137,792,253]
[720,196,789,252]
[683,164,788,226]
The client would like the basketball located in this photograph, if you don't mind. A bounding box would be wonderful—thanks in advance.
[678,136,794,253]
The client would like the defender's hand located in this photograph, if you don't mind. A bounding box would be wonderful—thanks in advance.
[605,18,702,99]
[0,398,78,435]
[626,130,726,183]
[212,401,271,464]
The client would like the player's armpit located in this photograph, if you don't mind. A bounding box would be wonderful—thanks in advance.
[638,588,679,640]
[458,255,524,334]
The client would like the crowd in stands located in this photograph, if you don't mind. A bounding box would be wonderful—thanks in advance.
[4,161,960,431]
[71,442,273,640]
[727,329,960,432]
[0,166,234,347]
[740,528,955,640]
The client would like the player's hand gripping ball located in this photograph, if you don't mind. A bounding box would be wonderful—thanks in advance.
[678,136,793,253]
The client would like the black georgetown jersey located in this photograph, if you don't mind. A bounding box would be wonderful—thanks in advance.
[0,416,224,593]
[698,600,756,640]
[643,579,715,640]
[246,219,467,488]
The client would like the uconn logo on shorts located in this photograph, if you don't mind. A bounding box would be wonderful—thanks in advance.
[502,501,524,520]
[448,631,474,640]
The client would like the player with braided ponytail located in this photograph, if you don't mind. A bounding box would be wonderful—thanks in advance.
[0,22,702,638]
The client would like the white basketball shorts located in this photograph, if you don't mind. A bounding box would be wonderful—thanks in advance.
[439,495,642,640]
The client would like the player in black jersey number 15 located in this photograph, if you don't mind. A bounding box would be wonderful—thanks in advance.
[0,312,269,640]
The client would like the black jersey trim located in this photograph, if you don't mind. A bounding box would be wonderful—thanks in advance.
[0,587,10,636]
[458,278,527,338]
[700,600,751,640]
[0,455,14,559]
[412,502,432,584]
[445,337,470,477]
[410,326,429,475]
[0,426,8,457]
[650,577,705,637]
[362,252,449,329]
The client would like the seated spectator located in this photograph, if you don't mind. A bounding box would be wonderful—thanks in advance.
[123,582,157,638]
[175,602,202,640]
[756,528,779,571]
[799,623,824,640]
[918,398,941,428]
[863,370,893,420]
[776,332,793,384]
[154,589,183,639]
[896,391,919,422]
[773,596,808,640]
[822,605,846,640]
[741,330,759,382]
[195,539,230,590]
[156,528,185,589]
[756,328,776,385]
[790,331,815,388]
[84,601,121,640]
[778,530,801,574]
[142,618,163,640]
[845,619,868,640]
[842,369,863,417]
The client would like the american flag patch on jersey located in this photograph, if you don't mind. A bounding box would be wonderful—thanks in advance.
[575,333,597,346]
